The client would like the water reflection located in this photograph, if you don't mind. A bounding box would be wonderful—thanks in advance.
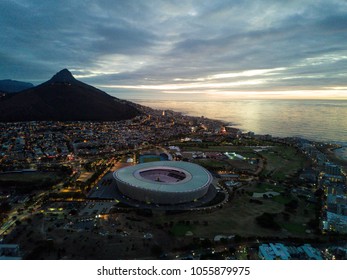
[134,99,347,143]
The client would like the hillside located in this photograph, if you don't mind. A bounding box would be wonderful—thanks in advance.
[0,69,140,122]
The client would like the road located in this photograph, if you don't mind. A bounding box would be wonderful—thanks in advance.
[0,181,65,237]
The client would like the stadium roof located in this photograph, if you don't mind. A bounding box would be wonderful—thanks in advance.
[114,161,212,193]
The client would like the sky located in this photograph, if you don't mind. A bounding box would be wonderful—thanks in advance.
[1,0,347,100]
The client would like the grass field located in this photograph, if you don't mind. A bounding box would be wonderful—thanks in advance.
[0,171,64,191]
[272,195,292,205]
[0,171,60,183]
[142,157,161,163]
[154,195,288,238]
[193,159,227,169]
[255,183,282,193]
[179,145,256,153]
[259,146,308,180]
[152,187,317,240]
[280,222,307,234]
[178,143,308,178]
[170,223,195,236]
[148,143,315,239]
[139,155,164,163]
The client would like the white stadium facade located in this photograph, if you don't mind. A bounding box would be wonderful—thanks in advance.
[114,161,213,205]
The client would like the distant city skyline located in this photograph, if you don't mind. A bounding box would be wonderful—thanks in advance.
[1,0,347,100]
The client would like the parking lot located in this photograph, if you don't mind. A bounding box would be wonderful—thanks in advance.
[79,201,115,216]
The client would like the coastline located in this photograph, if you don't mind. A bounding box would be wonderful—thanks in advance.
[334,146,347,160]
[141,100,347,172]
[132,99,347,145]
[322,146,347,173]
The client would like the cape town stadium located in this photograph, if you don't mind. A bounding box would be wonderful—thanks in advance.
[114,161,213,205]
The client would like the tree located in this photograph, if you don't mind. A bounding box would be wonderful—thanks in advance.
[150,245,163,257]
[282,212,291,221]
[0,202,11,212]
[229,246,236,254]
[285,199,299,212]
[256,213,281,230]
[200,238,212,248]
[314,188,324,198]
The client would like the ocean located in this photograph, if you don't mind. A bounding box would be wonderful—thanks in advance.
[131,99,347,160]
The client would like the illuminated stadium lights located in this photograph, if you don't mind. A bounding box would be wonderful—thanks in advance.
[114,161,213,205]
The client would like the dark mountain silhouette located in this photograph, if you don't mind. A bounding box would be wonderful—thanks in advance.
[0,69,141,122]
[0,79,34,93]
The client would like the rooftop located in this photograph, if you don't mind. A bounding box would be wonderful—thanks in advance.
[114,161,212,193]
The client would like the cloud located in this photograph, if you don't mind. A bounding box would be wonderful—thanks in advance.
[0,0,346,99]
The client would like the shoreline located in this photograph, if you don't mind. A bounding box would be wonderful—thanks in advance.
[145,102,347,170]
[333,146,347,160]
[134,99,347,145]
[323,146,347,172]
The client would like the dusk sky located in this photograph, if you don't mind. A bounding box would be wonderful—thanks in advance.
[1,0,347,100]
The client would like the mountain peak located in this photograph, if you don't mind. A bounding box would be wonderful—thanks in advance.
[0,69,141,122]
[49,69,76,83]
